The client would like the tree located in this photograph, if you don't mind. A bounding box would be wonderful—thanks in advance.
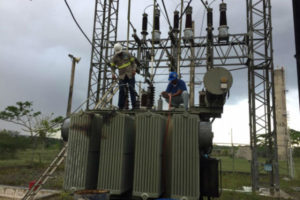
[0,101,63,146]
[289,129,300,146]
[35,114,64,148]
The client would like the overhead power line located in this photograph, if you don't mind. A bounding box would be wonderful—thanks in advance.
[178,0,193,21]
[200,0,208,9]
[64,0,112,67]
[209,0,217,6]
[200,7,206,36]
[160,0,172,28]
[64,0,93,46]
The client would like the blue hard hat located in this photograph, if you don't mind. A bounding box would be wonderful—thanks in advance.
[168,72,178,81]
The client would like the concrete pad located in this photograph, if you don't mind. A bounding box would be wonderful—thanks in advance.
[0,185,60,200]
[223,187,295,200]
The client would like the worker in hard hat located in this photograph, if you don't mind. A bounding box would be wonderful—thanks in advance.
[161,72,189,110]
[110,43,137,109]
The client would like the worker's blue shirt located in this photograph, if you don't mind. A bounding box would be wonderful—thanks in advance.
[166,79,187,94]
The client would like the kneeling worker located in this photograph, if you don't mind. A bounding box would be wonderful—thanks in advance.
[110,43,137,109]
[161,72,189,110]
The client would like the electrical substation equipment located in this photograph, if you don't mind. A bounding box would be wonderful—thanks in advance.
[184,6,193,41]
[152,7,161,44]
[218,1,229,42]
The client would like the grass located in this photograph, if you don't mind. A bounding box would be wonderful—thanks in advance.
[216,156,300,177]
[217,156,251,173]
[218,156,300,199]
[279,158,300,199]
[0,148,60,167]
[0,148,64,189]
[222,173,251,190]
[0,148,299,199]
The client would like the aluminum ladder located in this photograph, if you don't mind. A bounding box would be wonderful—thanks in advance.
[22,82,118,199]
[22,143,68,200]
[94,81,119,109]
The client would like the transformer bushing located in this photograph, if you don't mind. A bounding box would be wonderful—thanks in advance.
[147,85,155,108]
[206,8,214,41]
[141,13,148,40]
[218,2,229,42]
[152,8,161,44]
[157,95,163,110]
[207,8,213,28]
[170,10,179,45]
[184,6,193,40]
[206,8,214,70]
[173,10,179,33]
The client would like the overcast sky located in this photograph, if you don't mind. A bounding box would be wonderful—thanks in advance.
[0,0,299,144]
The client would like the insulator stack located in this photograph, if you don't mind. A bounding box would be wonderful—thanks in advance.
[207,8,213,27]
[218,2,229,42]
[147,85,155,108]
[141,93,148,107]
[157,95,163,110]
[206,8,214,70]
[219,3,227,26]
[152,8,161,44]
[199,90,206,107]
[206,8,213,42]
[154,8,160,31]
[184,6,193,40]
[141,13,148,36]
[185,6,192,29]
[173,11,179,32]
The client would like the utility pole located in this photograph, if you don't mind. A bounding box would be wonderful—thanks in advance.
[66,54,80,117]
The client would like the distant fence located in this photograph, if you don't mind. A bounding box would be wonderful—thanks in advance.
[212,143,300,179]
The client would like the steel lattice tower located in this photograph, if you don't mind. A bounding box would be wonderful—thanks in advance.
[247,0,279,190]
[87,0,119,109]
[86,0,279,191]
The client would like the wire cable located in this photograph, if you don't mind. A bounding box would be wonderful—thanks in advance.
[209,0,217,6]
[200,7,206,36]
[178,0,193,21]
[160,0,172,28]
[64,0,92,45]
[64,0,112,66]
[200,0,208,9]
[158,4,170,27]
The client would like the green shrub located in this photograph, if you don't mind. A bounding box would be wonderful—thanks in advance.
[0,130,30,159]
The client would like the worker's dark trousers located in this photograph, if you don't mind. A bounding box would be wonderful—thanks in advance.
[118,76,136,109]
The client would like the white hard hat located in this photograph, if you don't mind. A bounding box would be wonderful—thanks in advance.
[114,43,123,54]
